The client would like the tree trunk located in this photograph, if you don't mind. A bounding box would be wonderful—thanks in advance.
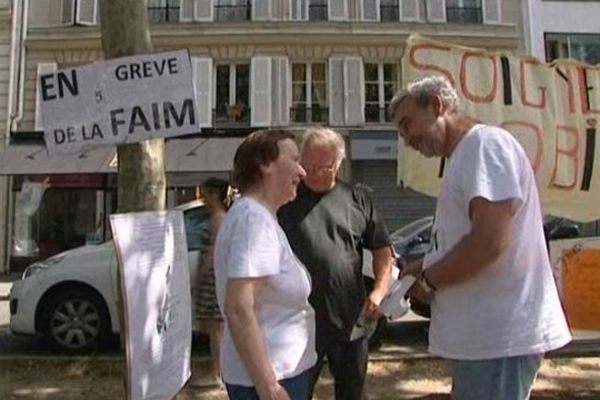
[99,0,166,213]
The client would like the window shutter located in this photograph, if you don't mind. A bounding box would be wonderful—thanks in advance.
[291,0,308,20]
[62,0,75,24]
[35,63,58,132]
[344,57,364,125]
[329,57,345,126]
[328,0,348,20]
[251,57,272,127]
[400,0,419,21]
[361,0,379,21]
[426,0,446,22]
[195,0,214,21]
[253,0,271,20]
[271,57,289,126]
[76,0,97,25]
[192,57,213,127]
[180,0,194,22]
[483,0,500,24]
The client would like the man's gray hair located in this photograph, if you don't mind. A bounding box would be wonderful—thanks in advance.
[300,127,346,163]
[388,75,459,118]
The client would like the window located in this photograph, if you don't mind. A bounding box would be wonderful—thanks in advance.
[214,63,250,125]
[364,63,399,123]
[291,62,328,123]
[215,0,252,22]
[546,33,600,65]
[309,0,328,21]
[380,0,399,22]
[446,0,482,23]
[148,0,180,23]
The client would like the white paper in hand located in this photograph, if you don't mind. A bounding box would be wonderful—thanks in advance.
[379,275,416,319]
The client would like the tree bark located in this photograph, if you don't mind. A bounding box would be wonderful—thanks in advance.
[99,0,166,213]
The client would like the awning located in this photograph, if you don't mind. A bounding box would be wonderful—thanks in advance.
[0,144,117,175]
[166,137,243,173]
[0,137,243,176]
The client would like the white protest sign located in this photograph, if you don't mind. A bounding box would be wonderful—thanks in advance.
[110,210,192,400]
[40,50,198,156]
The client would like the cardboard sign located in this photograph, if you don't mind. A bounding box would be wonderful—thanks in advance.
[40,50,197,156]
[400,35,600,222]
[110,210,192,400]
[562,248,600,330]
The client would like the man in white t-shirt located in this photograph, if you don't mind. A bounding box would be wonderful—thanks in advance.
[390,75,572,400]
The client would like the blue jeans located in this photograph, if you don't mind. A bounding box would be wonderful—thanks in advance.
[225,368,311,400]
[451,354,544,400]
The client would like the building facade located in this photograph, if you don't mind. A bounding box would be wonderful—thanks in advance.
[0,0,524,272]
[524,0,600,65]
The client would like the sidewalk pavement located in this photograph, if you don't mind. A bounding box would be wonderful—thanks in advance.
[0,273,19,300]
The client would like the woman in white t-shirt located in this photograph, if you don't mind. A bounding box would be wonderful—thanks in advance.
[214,129,316,400]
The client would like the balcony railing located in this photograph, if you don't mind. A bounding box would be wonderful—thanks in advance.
[213,104,251,126]
[309,3,328,21]
[148,5,180,23]
[446,7,482,24]
[365,105,392,123]
[290,107,329,124]
[215,2,252,22]
[380,3,399,22]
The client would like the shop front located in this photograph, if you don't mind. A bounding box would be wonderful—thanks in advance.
[0,136,243,273]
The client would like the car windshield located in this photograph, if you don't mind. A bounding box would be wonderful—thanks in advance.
[390,218,432,242]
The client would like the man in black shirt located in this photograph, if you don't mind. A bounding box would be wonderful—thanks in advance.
[278,127,393,400]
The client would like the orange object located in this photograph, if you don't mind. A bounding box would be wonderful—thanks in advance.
[562,249,600,330]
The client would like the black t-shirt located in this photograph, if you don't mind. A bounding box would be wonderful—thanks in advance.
[278,181,391,341]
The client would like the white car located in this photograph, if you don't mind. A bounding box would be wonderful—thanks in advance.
[9,200,210,350]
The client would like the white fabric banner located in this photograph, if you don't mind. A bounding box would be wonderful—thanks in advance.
[400,35,600,222]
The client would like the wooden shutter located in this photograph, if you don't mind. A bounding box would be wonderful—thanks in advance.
[400,0,419,21]
[35,63,58,132]
[329,57,345,126]
[192,57,213,127]
[483,0,500,24]
[253,0,271,20]
[290,0,308,20]
[195,0,214,21]
[251,57,272,127]
[271,57,289,126]
[328,0,348,20]
[361,0,379,21]
[344,57,364,125]
[76,0,97,25]
[180,0,194,22]
[426,0,446,22]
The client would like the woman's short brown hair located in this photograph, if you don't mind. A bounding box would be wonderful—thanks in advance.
[233,129,295,193]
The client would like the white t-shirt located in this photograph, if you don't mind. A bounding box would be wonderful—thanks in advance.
[423,124,572,360]
[214,196,317,386]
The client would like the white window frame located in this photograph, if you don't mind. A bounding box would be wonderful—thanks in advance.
[213,62,250,112]
[364,62,399,123]
[290,61,328,123]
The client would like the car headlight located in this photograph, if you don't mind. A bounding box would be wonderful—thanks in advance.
[21,255,65,279]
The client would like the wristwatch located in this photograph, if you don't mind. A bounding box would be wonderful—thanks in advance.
[420,269,437,293]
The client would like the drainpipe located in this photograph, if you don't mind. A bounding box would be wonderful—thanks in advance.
[3,0,28,274]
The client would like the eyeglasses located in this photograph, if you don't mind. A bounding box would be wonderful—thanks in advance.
[302,162,338,175]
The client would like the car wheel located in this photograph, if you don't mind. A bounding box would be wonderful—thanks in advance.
[42,288,110,351]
